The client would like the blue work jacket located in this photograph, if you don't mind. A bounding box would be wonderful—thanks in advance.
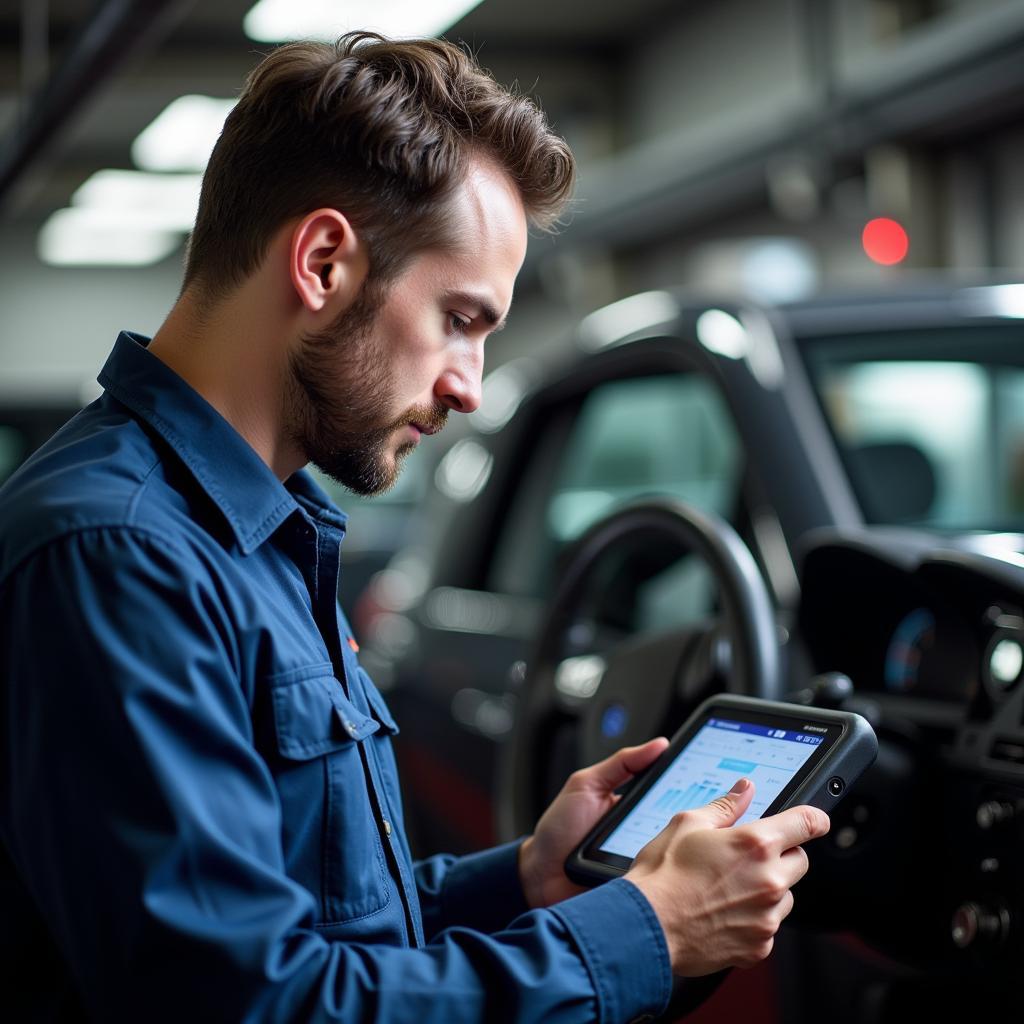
[0,333,671,1022]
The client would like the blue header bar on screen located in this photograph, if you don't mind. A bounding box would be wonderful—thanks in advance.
[707,717,823,746]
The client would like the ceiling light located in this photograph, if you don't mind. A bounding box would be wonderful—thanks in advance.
[132,95,236,172]
[38,170,201,267]
[38,208,181,267]
[71,170,203,231]
[244,0,487,42]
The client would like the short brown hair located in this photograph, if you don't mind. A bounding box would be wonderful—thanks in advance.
[183,32,575,300]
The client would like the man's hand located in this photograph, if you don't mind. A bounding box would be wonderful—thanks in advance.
[518,737,670,908]
[626,779,830,976]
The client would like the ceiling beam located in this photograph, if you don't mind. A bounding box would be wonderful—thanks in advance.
[0,0,196,215]
[543,3,1024,258]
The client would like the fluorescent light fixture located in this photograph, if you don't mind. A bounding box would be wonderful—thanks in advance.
[578,291,678,350]
[71,169,203,231]
[132,95,236,172]
[39,169,202,267]
[244,0,486,41]
[39,208,181,267]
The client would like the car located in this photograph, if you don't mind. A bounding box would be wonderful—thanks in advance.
[356,282,1024,1019]
[313,454,437,611]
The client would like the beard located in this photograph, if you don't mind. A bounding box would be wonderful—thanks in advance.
[286,279,448,496]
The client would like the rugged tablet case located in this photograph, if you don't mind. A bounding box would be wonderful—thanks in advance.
[564,693,879,887]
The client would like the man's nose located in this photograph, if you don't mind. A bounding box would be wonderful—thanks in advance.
[434,354,483,415]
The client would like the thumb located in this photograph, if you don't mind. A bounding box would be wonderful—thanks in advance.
[690,777,755,828]
[579,737,670,793]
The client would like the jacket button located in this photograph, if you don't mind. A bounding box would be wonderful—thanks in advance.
[346,721,358,737]
[383,819,392,836]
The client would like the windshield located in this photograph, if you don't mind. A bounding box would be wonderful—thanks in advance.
[799,325,1024,532]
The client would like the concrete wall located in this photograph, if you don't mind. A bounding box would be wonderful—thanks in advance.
[622,0,809,148]
[0,226,183,402]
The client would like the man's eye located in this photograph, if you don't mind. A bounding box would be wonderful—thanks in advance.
[449,313,471,334]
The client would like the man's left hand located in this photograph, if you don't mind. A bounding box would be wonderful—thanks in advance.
[518,736,670,908]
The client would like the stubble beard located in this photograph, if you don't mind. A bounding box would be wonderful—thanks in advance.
[286,279,447,496]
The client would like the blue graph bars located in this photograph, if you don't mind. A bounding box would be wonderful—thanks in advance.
[654,782,722,813]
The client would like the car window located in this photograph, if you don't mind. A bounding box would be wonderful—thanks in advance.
[802,328,1024,530]
[487,373,744,631]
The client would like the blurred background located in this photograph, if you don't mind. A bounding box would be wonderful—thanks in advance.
[4,0,1024,605]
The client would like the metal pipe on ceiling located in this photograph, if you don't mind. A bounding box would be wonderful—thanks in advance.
[555,3,1024,256]
[0,0,196,215]
[19,0,49,115]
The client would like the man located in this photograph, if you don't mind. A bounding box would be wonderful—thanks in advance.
[0,33,828,1022]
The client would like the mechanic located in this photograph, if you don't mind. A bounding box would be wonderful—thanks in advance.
[0,33,829,1022]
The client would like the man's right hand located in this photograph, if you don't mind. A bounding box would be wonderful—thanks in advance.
[625,778,830,976]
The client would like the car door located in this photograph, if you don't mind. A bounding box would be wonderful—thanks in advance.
[385,340,784,855]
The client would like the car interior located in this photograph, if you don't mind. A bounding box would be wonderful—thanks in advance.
[364,293,1024,1021]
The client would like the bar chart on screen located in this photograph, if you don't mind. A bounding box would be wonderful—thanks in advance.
[653,782,723,813]
[599,716,824,859]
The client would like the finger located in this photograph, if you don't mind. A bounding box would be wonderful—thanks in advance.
[634,815,674,862]
[580,737,670,792]
[618,736,670,775]
[775,888,796,925]
[678,776,756,831]
[754,805,830,853]
[779,843,810,885]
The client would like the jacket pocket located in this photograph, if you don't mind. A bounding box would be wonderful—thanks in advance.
[268,664,390,925]
[353,667,409,842]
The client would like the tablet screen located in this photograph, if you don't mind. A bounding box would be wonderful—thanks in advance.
[599,716,826,859]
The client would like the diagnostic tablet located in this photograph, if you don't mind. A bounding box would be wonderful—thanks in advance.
[565,693,878,887]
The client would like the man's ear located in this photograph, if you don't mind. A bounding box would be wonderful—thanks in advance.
[289,208,368,314]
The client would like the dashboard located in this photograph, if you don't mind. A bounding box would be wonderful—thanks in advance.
[799,535,1024,715]
[793,532,1024,986]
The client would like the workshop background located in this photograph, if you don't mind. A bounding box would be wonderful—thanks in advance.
[4,0,1024,418]
[4,0,1024,574]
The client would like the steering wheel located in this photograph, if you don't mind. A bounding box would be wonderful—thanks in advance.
[498,498,781,841]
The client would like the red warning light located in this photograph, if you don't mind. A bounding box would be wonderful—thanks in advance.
[862,217,909,265]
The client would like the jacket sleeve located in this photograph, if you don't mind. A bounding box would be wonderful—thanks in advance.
[414,842,532,939]
[0,527,672,1024]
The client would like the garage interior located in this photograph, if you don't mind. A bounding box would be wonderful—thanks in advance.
[3,2,1024,1023]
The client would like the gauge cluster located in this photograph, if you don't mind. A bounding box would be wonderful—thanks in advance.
[798,537,1024,715]
[796,538,998,709]
[883,606,937,695]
